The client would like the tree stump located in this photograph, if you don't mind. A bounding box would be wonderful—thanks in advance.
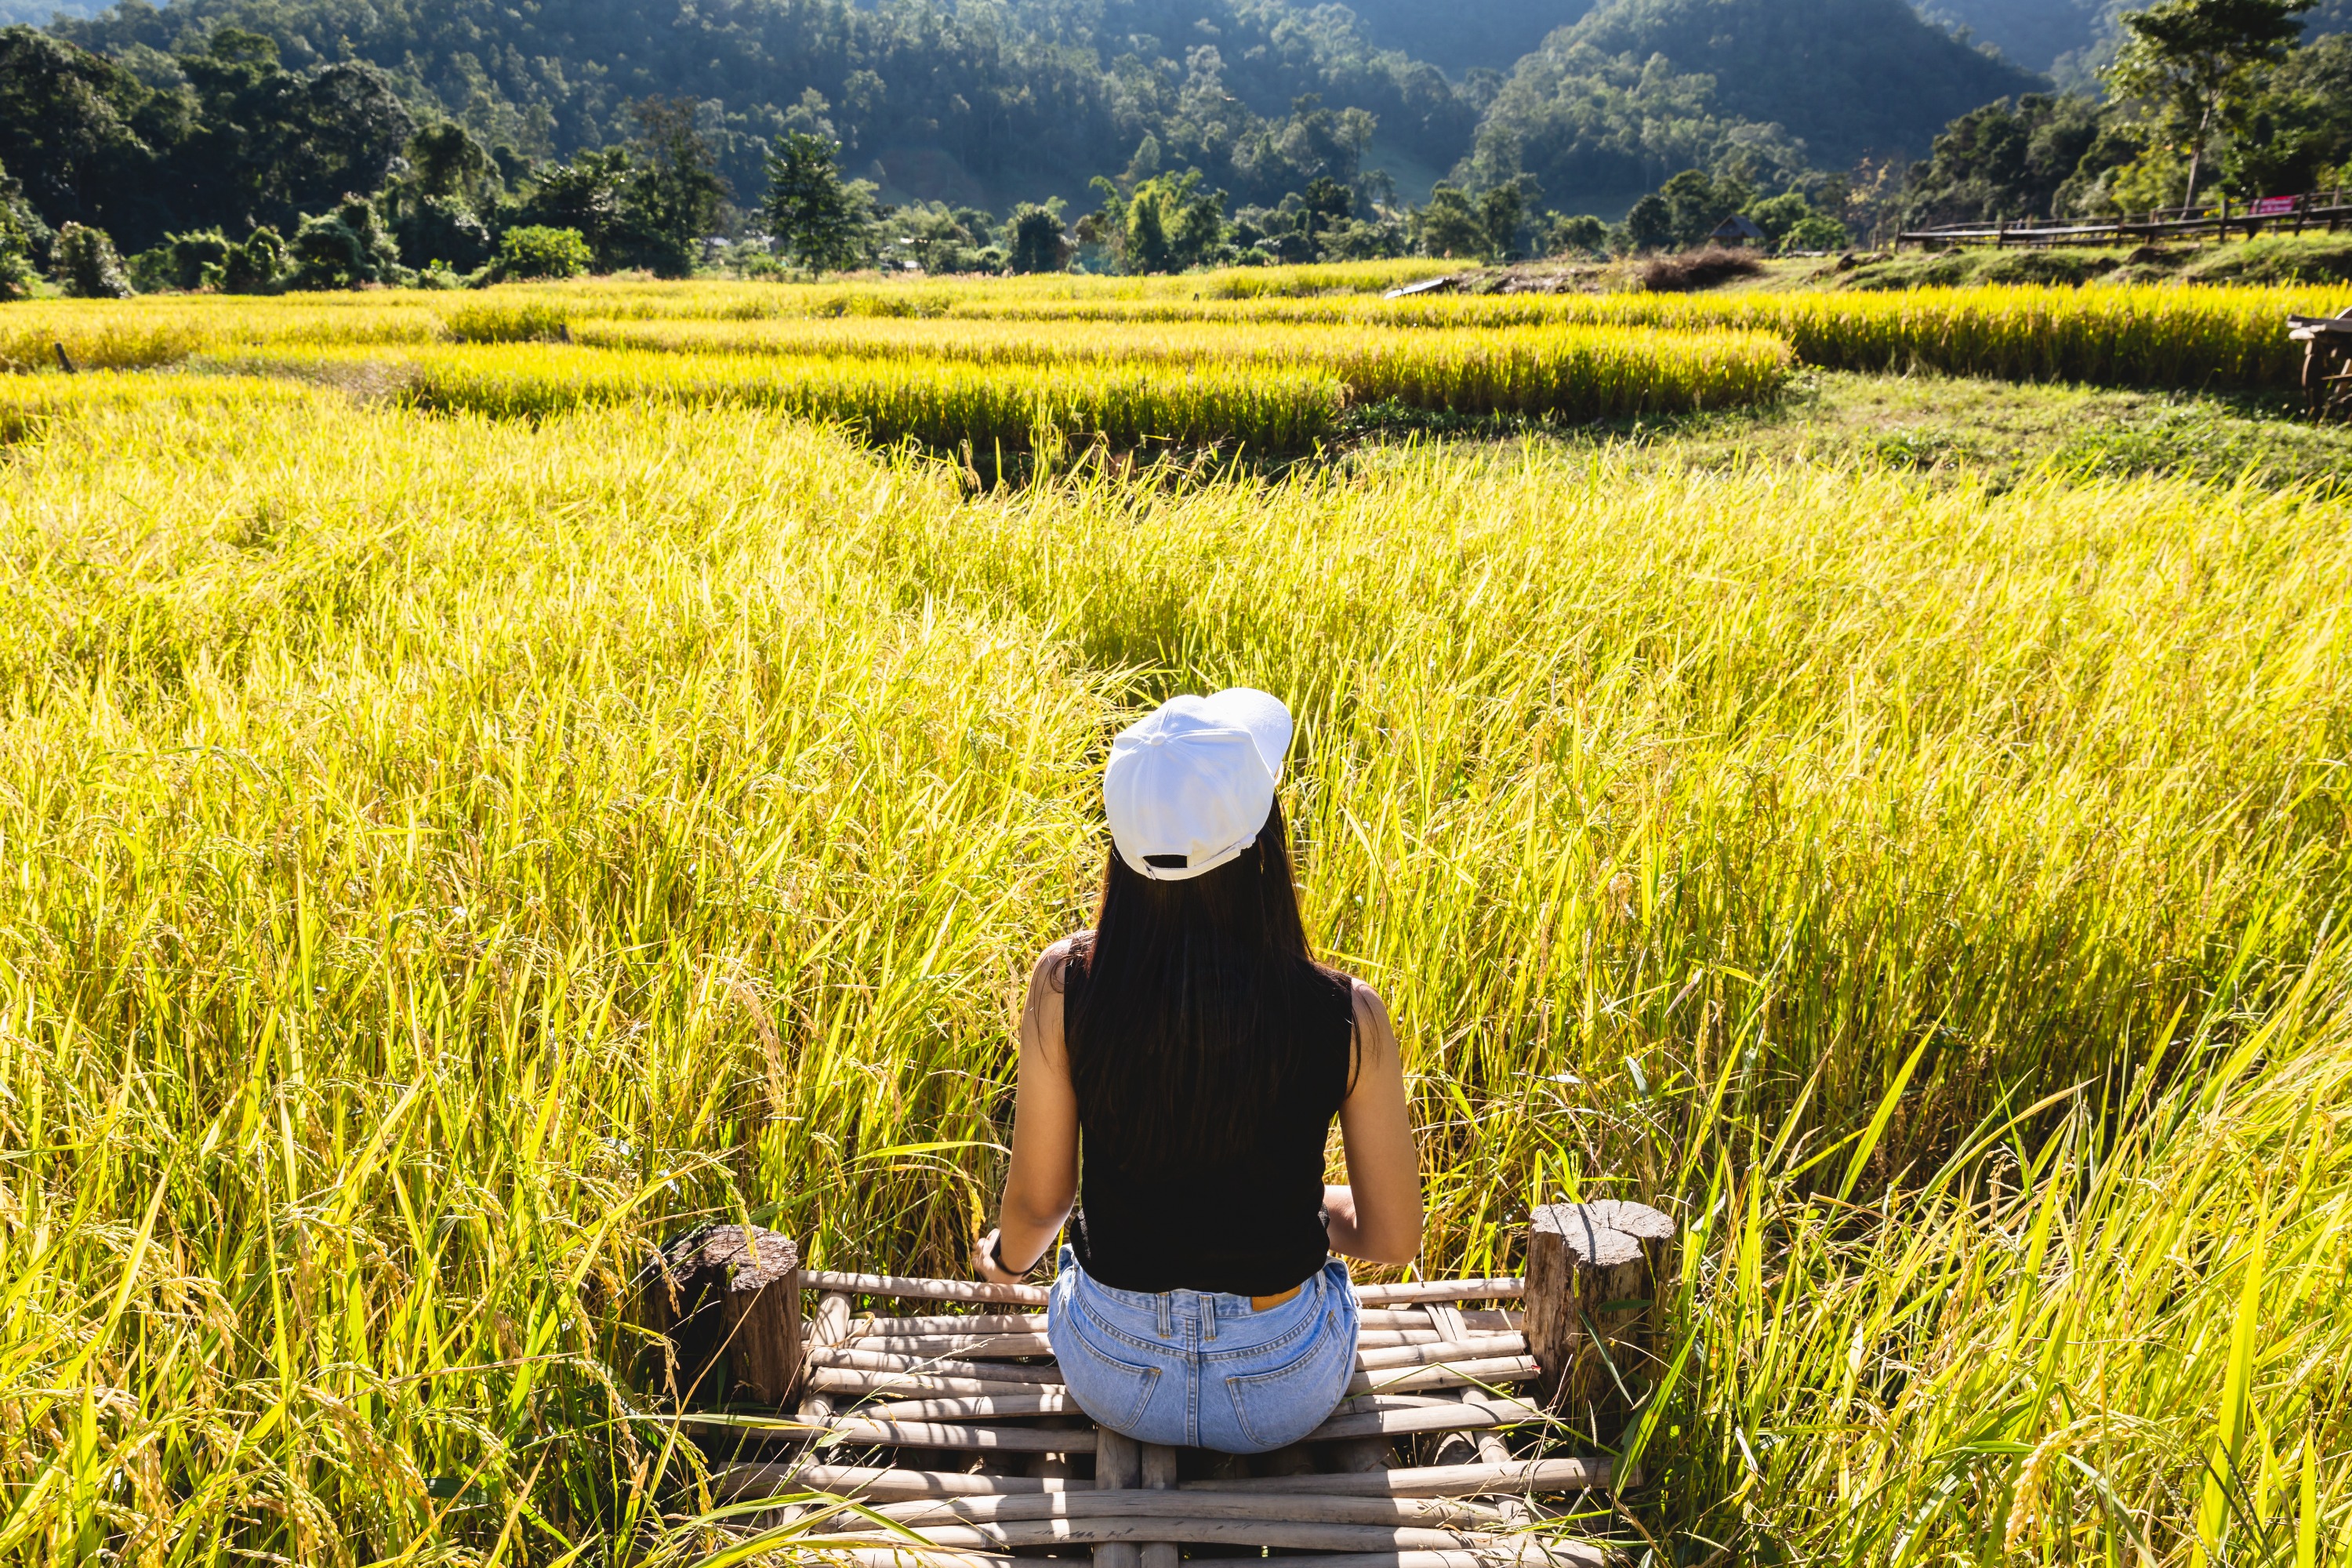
[1523,1202,1675,1435]
[643,1224,804,1407]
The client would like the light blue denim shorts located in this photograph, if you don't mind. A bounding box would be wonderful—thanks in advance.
[1046,1247,1359,1454]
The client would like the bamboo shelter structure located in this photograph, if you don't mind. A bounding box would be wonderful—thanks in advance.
[644,1203,1676,1568]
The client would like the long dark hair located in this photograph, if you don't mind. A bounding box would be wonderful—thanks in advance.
[1065,796,1352,1167]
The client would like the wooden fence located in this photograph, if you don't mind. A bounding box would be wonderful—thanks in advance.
[1897,189,2350,250]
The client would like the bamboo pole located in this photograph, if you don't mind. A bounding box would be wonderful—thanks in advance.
[1356,1334,1527,1370]
[1182,1457,1617,1497]
[850,1313,1045,1336]
[810,1348,1065,1385]
[812,1369,1058,1399]
[681,1413,1097,1451]
[720,1455,1621,1505]
[1254,1548,1613,1568]
[799,1548,1018,1568]
[856,1392,1075,1422]
[1094,1430,1141,1568]
[803,1270,1051,1306]
[720,1464,1075,1501]
[833,1334,1056,1358]
[868,1493,1510,1527]
[1348,1356,1541,1396]
[797,1519,1497,1550]
[801,1290,857,1425]
[1305,1401,1534,1444]
[1352,1279,1524,1305]
[1138,1444,1180,1568]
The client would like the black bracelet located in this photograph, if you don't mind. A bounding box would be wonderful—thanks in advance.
[990,1234,1026,1277]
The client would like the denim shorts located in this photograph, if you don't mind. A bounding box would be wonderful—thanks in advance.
[1046,1247,1359,1454]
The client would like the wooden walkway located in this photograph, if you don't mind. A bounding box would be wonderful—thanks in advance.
[647,1203,1676,1567]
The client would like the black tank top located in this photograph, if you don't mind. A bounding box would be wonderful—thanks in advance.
[1063,952,1357,1297]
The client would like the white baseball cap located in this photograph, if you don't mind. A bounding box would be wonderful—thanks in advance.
[1103,689,1294,882]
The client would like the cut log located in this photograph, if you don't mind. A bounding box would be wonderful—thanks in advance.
[869,1492,1508,1527]
[1523,1203,1674,1429]
[641,1225,803,1407]
[1352,1279,1524,1305]
[799,1519,1497,1551]
[804,1269,1050,1307]
[1181,1457,1616,1497]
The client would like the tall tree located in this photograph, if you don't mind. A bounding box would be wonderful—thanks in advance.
[623,96,726,276]
[760,131,872,273]
[2110,0,2315,207]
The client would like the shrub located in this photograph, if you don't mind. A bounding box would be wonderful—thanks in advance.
[1639,246,1765,292]
[166,230,235,290]
[491,225,593,281]
[394,196,495,273]
[1547,214,1610,258]
[1006,205,1070,274]
[289,200,405,291]
[51,223,131,298]
[222,228,286,293]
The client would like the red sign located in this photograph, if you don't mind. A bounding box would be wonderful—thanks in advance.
[2252,196,2299,216]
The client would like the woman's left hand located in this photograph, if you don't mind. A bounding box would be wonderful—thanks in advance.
[974,1227,1025,1285]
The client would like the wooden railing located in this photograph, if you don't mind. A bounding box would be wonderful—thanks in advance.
[1897,189,2350,249]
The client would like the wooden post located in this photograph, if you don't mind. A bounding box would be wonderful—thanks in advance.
[1138,1443,1181,1568]
[642,1224,804,1408]
[1094,1431,1142,1568]
[1523,1201,1675,1436]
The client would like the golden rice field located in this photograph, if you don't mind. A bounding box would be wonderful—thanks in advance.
[0,270,2347,1566]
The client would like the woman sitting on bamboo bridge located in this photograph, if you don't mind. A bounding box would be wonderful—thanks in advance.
[975,688,1424,1454]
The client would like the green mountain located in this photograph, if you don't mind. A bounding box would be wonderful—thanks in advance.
[1329,0,1595,75]
[53,0,1475,211]
[1464,0,2041,214]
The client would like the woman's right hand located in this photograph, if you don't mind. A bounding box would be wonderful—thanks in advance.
[974,1226,1025,1285]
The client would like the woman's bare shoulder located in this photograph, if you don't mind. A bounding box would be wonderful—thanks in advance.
[1033,932,1093,994]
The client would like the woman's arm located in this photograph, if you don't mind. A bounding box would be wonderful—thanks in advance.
[1325,981,1423,1266]
[975,942,1082,1283]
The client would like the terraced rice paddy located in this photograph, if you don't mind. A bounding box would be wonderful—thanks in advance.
[0,270,2345,1566]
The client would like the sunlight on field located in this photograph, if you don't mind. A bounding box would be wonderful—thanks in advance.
[0,274,2346,1565]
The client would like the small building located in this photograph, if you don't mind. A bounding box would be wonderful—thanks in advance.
[1711,213,1767,247]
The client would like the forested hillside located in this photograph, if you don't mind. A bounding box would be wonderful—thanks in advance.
[54,0,1472,209]
[42,0,2045,221]
[1460,0,2037,213]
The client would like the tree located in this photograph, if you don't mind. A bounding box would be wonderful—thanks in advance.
[51,220,129,296]
[1006,202,1069,273]
[522,151,630,267]
[1412,184,1485,258]
[1475,182,1527,261]
[761,131,873,274]
[1546,212,1609,256]
[289,195,401,289]
[220,225,283,292]
[491,224,591,280]
[0,27,170,248]
[623,97,726,277]
[2109,0,2315,209]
